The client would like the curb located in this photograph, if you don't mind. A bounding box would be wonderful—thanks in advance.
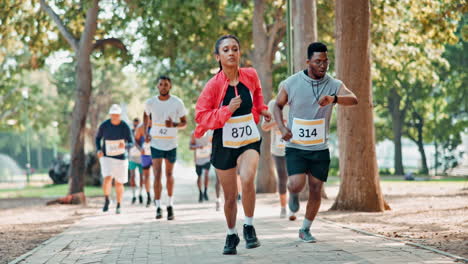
[8,234,61,264]
[318,218,468,263]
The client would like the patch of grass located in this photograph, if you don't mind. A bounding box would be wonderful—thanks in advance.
[0,184,102,199]
[379,176,467,182]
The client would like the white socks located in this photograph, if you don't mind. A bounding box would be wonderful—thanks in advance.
[154,199,161,208]
[227,227,237,235]
[302,218,313,230]
[168,196,174,206]
[132,187,136,197]
[244,216,253,226]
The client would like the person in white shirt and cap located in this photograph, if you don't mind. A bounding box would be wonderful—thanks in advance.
[95,104,135,214]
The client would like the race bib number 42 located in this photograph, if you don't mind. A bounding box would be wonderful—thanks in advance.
[151,123,177,140]
[223,114,260,149]
[105,139,125,156]
[291,118,325,146]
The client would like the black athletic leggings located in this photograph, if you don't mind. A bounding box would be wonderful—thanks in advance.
[273,155,288,194]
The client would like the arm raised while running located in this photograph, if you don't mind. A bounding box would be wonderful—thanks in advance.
[273,87,293,141]
[318,83,358,107]
[195,81,234,130]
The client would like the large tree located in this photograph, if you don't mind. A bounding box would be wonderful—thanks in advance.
[331,0,387,211]
[40,0,128,202]
[252,0,287,193]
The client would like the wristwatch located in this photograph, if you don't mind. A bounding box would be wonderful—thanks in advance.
[332,94,338,104]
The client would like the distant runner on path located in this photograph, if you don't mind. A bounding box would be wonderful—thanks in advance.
[274,42,358,243]
[96,104,134,214]
[190,130,213,203]
[261,97,290,219]
[128,118,143,205]
[134,122,153,207]
[144,76,187,221]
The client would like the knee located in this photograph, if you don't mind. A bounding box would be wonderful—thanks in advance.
[288,180,303,193]
[308,184,322,200]
[166,172,174,180]
[241,177,254,190]
[224,196,237,208]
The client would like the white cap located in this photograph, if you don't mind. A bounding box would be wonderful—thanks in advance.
[108,104,122,115]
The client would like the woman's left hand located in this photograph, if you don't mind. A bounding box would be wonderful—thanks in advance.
[261,110,272,122]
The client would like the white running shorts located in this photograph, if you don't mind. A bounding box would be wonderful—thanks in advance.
[100,157,128,184]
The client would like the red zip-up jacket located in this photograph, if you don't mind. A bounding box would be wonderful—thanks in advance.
[194,67,268,138]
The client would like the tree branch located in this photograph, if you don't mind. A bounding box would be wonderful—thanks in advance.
[80,0,100,55]
[39,0,79,51]
[267,2,286,58]
[92,38,128,53]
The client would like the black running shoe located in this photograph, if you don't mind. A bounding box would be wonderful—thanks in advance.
[204,191,209,201]
[167,206,174,220]
[146,198,151,208]
[138,194,143,204]
[155,207,162,219]
[103,199,110,212]
[243,225,260,249]
[223,234,240,255]
[131,197,136,204]
[288,193,300,213]
[199,192,203,203]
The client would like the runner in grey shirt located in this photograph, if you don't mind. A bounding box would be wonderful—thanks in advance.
[273,42,358,243]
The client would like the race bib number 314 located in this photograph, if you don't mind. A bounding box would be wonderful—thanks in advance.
[291,118,325,146]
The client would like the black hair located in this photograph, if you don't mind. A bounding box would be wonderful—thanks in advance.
[307,42,327,59]
[214,34,241,72]
[133,118,139,123]
[158,75,171,83]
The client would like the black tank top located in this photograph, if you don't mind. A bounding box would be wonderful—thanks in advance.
[213,82,253,141]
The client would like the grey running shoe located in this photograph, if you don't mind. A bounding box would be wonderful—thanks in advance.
[299,228,316,243]
[116,207,121,214]
[288,193,300,213]
[280,207,287,218]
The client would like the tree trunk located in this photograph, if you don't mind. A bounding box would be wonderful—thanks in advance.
[252,0,281,193]
[68,1,99,195]
[331,0,387,212]
[69,53,93,194]
[389,88,405,175]
[415,119,429,175]
[292,0,317,73]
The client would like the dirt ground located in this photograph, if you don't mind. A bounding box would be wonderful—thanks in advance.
[0,181,467,263]
[320,181,468,259]
[0,197,101,264]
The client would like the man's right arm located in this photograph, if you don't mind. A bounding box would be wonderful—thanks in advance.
[95,124,104,158]
[274,87,292,141]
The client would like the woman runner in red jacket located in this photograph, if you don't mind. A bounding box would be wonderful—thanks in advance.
[195,35,271,255]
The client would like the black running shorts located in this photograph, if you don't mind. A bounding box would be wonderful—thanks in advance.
[285,147,330,182]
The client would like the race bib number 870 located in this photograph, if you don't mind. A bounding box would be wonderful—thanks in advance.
[223,114,260,149]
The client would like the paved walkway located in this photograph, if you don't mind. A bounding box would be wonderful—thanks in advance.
[12,164,460,264]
